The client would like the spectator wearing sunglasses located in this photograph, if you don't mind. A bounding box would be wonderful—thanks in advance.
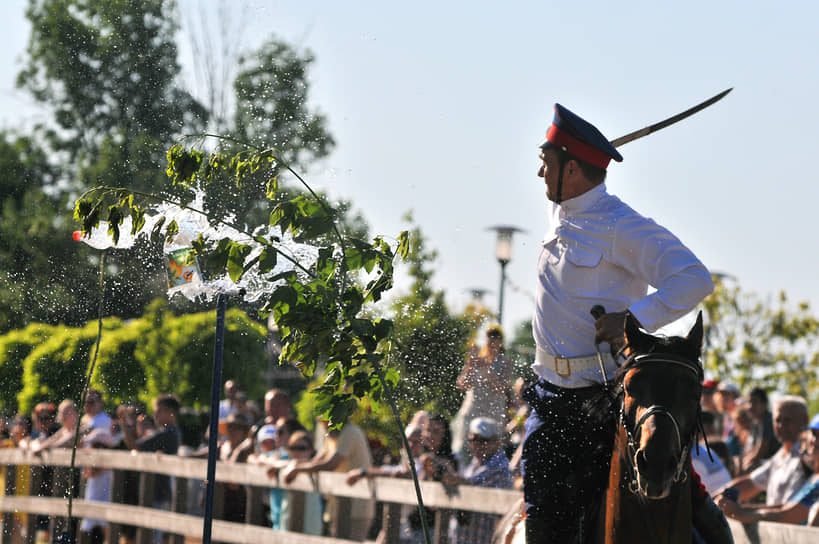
[441,417,513,544]
[283,416,374,541]
[279,431,323,535]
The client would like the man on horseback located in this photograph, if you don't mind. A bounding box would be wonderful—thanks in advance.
[521,103,733,543]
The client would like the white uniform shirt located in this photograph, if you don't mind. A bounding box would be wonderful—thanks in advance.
[533,183,713,386]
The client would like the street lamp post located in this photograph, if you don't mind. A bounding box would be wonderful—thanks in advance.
[487,225,524,326]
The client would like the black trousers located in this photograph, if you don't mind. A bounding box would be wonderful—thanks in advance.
[520,380,614,543]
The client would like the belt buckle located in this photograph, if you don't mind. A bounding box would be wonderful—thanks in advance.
[554,356,571,377]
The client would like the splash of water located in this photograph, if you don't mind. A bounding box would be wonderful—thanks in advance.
[75,191,319,303]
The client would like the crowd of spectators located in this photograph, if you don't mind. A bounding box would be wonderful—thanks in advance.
[696,381,819,527]
[3,324,819,543]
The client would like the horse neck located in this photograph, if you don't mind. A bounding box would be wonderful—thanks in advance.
[601,426,692,544]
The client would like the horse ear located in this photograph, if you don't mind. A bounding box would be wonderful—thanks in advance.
[685,311,704,353]
[623,311,652,352]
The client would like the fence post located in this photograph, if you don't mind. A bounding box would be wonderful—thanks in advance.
[27,465,45,544]
[135,472,156,544]
[245,486,265,526]
[170,475,187,544]
[434,509,452,544]
[107,468,125,544]
[1,465,17,544]
[378,502,401,544]
[285,490,305,532]
[49,466,79,539]
[330,497,352,539]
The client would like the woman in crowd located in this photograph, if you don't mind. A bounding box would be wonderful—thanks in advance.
[5,415,32,541]
[29,403,58,445]
[728,404,755,474]
[280,430,323,535]
[452,325,513,463]
[407,414,459,543]
[30,400,78,452]
[219,413,254,523]
[346,422,427,544]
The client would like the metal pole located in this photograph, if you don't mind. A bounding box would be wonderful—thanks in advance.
[498,260,508,326]
[202,293,226,544]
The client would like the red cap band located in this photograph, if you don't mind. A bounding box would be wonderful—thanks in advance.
[546,124,612,169]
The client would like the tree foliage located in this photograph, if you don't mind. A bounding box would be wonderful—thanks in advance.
[0,322,57,413]
[0,300,268,415]
[74,138,408,426]
[387,218,477,419]
[0,132,102,332]
[204,37,335,228]
[232,37,334,167]
[18,0,206,185]
[703,276,819,404]
[3,0,342,333]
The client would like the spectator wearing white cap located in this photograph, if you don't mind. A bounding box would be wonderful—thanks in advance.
[441,417,513,544]
[256,424,278,450]
[248,424,283,529]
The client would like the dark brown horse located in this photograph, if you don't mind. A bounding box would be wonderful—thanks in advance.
[492,313,706,544]
[597,312,705,544]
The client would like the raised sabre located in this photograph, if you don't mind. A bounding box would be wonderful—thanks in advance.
[610,88,732,148]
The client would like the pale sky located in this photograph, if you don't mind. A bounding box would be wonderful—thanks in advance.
[2,1,817,334]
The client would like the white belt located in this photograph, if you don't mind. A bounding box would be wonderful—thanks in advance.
[535,346,613,378]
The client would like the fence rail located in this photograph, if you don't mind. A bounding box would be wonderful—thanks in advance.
[0,448,517,544]
[1,448,817,544]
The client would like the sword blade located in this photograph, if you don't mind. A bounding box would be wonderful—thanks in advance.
[610,88,732,148]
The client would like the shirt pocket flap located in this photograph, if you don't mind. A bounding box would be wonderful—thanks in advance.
[565,244,603,268]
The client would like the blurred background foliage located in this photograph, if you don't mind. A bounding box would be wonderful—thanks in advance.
[0,0,816,430]
[0,299,267,415]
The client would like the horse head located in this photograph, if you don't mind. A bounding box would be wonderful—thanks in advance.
[616,312,704,500]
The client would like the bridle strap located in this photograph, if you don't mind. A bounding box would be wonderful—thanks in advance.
[633,405,682,451]
[629,353,704,381]
[619,352,704,494]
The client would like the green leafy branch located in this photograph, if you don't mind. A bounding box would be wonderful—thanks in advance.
[73,135,428,542]
[74,136,410,426]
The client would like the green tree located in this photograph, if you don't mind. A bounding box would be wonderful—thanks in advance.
[507,318,536,381]
[0,132,104,333]
[232,37,334,164]
[388,219,476,418]
[11,0,210,327]
[8,0,343,329]
[18,0,207,190]
[703,276,819,404]
[203,37,336,228]
[0,322,56,414]
[6,301,268,415]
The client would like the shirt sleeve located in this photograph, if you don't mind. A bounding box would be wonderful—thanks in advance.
[791,479,819,507]
[612,215,714,332]
[749,458,773,490]
[334,425,360,459]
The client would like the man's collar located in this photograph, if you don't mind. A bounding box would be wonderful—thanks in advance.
[559,183,607,215]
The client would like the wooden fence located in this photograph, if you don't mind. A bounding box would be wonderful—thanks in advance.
[0,448,518,544]
[0,448,817,544]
